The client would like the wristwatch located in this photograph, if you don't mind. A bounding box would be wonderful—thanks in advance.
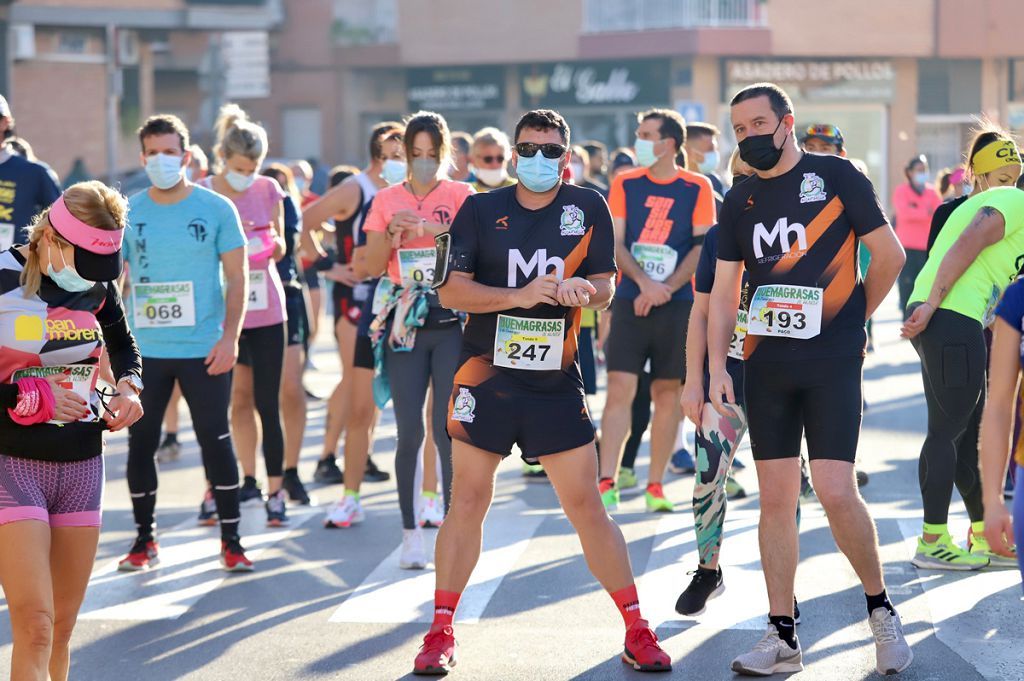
[118,373,144,396]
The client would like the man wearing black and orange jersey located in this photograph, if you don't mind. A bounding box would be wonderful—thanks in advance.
[599,109,716,513]
[411,110,670,676]
[707,83,911,677]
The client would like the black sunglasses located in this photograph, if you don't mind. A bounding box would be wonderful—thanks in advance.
[515,142,567,159]
[480,155,505,164]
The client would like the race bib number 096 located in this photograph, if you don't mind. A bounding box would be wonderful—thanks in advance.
[398,248,436,288]
[630,243,677,283]
[133,281,196,329]
[747,285,822,339]
[493,315,564,371]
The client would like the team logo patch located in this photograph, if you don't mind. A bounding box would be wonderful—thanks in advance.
[451,388,477,423]
[799,173,827,204]
[560,204,585,236]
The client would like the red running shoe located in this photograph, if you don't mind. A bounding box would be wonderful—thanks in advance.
[220,538,254,572]
[622,619,671,672]
[117,537,159,572]
[413,624,457,676]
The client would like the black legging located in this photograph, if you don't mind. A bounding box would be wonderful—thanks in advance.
[237,322,286,478]
[127,357,241,541]
[898,249,928,321]
[910,307,986,526]
[621,370,653,470]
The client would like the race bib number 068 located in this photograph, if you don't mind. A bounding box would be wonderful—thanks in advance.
[133,281,196,329]
[747,285,823,340]
[493,315,564,371]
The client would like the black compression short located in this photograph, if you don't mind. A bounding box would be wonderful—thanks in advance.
[604,297,690,380]
[446,358,596,460]
[744,357,863,463]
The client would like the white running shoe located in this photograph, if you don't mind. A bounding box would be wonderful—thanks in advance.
[419,494,445,528]
[324,495,365,529]
[731,624,803,676]
[869,607,913,676]
[400,528,428,569]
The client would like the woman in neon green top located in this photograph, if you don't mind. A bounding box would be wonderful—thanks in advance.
[902,146,1024,571]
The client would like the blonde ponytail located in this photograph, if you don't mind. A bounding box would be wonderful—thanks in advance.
[213,103,268,171]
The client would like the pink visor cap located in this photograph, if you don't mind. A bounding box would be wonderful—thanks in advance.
[48,195,124,281]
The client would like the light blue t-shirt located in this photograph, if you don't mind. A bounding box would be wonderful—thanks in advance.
[123,185,246,358]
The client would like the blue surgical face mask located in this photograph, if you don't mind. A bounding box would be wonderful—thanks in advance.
[515,152,561,193]
[225,170,256,192]
[912,171,929,187]
[47,239,93,292]
[295,177,308,194]
[145,153,185,190]
[381,159,407,186]
[634,137,660,167]
[698,149,720,175]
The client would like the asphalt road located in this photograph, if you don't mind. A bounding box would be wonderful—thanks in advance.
[1,291,1021,681]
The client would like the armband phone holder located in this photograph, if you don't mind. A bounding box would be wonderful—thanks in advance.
[432,233,452,290]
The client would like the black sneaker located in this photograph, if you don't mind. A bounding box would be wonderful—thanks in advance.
[314,456,344,485]
[674,566,725,616]
[282,470,311,505]
[265,489,289,527]
[239,476,264,505]
[364,457,391,483]
[794,597,802,625]
[855,469,869,487]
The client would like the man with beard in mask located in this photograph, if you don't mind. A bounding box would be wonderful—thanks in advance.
[706,83,911,677]
[412,109,670,676]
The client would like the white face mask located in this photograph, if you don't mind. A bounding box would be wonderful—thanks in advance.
[145,153,185,190]
[225,170,256,192]
[381,159,407,186]
[570,162,585,181]
[474,166,507,187]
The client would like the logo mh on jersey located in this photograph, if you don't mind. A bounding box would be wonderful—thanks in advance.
[753,218,807,260]
[508,249,565,286]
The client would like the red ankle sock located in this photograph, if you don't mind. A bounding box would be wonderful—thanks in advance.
[611,585,642,628]
[433,590,461,628]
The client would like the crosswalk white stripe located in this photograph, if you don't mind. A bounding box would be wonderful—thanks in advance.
[329,498,544,624]
[75,505,317,621]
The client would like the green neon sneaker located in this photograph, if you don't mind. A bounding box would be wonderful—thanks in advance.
[725,475,747,500]
[911,533,988,571]
[645,483,674,513]
[599,478,619,511]
[618,467,639,490]
[968,525,1019,569]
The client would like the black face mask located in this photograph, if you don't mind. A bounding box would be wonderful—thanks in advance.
[738,119,785,171]
[732,173,751,187]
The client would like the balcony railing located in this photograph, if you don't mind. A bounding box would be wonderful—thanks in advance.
[332,0,397,46]
[583,0,766,32]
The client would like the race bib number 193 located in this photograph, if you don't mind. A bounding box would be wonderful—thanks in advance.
[493,315,564,371]
[747,285,822,339]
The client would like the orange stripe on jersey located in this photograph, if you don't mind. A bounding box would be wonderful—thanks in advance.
[771,196,845,276]
[562,308,581,369]
[563,226,594,279]
[820,230,857,325]
[454,355,497,388]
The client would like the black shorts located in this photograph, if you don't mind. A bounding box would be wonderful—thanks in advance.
[353,334,374,370]
[447,365,596,460]
[744,357,863,463]
[579,326,597,395]
[604,297,690,380]
[303,265,321,290]
[284,287,307,347]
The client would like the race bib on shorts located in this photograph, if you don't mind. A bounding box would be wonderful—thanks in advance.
[248,271,269,312]
[728,309,748,360]
[747,285,822,339]
[398,248,436,289]
[493,315,564,371]
[12,364,98,424]
[0,223,13,250]
[133,281,196,328]
[630,243,677,283]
